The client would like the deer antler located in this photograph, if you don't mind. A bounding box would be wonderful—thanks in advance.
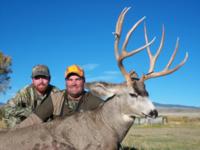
[114,7,155,85]
[140,24,189,81]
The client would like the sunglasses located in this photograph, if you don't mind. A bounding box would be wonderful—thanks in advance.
[33,75,49,80]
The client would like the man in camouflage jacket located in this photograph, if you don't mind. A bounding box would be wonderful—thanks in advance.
[0,64,59,128]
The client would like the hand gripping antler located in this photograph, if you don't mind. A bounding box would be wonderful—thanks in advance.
[140,24,189,81]
[114,7,155,86]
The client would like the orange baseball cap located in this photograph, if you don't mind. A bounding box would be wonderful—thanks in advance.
[65,64,84,78]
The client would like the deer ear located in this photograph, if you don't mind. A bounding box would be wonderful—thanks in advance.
[85,82,115,100]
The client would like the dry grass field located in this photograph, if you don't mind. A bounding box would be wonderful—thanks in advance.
[121,107,200,150]
[122,123,200,150]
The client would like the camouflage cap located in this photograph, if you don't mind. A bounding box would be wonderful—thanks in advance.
[31,64,50,78]
[65,64,84,79]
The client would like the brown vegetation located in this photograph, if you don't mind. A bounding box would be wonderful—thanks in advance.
[121,107,200,150]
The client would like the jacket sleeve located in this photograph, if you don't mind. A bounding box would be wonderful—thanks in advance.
[7,85,32,107]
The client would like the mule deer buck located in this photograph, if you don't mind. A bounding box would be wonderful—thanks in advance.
[0,7,188,150]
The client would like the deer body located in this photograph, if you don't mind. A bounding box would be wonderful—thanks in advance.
[0,82,157,150]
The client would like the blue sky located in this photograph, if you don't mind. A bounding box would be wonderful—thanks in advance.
[0,0,199,107]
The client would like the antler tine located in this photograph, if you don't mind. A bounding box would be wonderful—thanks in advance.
[122,16,145,52]
[165,38,179,69]
[114,7,155,85]
[143,52,188,80]
[122,18,156,58]
[114,7,130,59]
[144,24,165,73]
[141,26,189,81]
[114,7,132,84]
[115,7,130,37]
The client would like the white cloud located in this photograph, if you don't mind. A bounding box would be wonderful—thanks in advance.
[87,75,114,82]
[87,70,123,83]
[81,64,99,71]
[104,70,121,75]
[82,63,124,83]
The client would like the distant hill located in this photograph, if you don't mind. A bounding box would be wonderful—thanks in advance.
[154,102,200,117]
[154,102,200,109]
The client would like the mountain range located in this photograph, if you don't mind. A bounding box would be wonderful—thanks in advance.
[154,102,200,109]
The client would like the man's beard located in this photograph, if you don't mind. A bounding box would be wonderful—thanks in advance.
[36,84,48,93]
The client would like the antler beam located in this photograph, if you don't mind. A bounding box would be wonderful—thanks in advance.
[114,7,188,84]
[114,7,155,85]
[141,24,189,81]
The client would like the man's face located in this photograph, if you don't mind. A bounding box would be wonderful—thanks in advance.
[32,76,50,94]
[66,74,84,98]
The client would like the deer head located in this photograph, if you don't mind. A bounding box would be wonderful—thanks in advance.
[86,7,188,120]
[112,7,187,117]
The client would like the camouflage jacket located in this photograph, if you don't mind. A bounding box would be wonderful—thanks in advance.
[0,84,59,128]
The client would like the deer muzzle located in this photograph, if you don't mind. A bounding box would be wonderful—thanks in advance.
[149,109,158,118]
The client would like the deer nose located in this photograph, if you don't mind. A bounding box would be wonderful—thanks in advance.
[149,109,158,118]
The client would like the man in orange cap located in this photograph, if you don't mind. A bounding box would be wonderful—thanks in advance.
[17,64,103,127]
[64,64,86,102]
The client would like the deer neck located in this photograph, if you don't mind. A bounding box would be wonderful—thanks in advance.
[99,96,134,141]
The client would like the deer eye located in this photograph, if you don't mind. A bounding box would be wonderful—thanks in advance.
[129,93,138,97]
